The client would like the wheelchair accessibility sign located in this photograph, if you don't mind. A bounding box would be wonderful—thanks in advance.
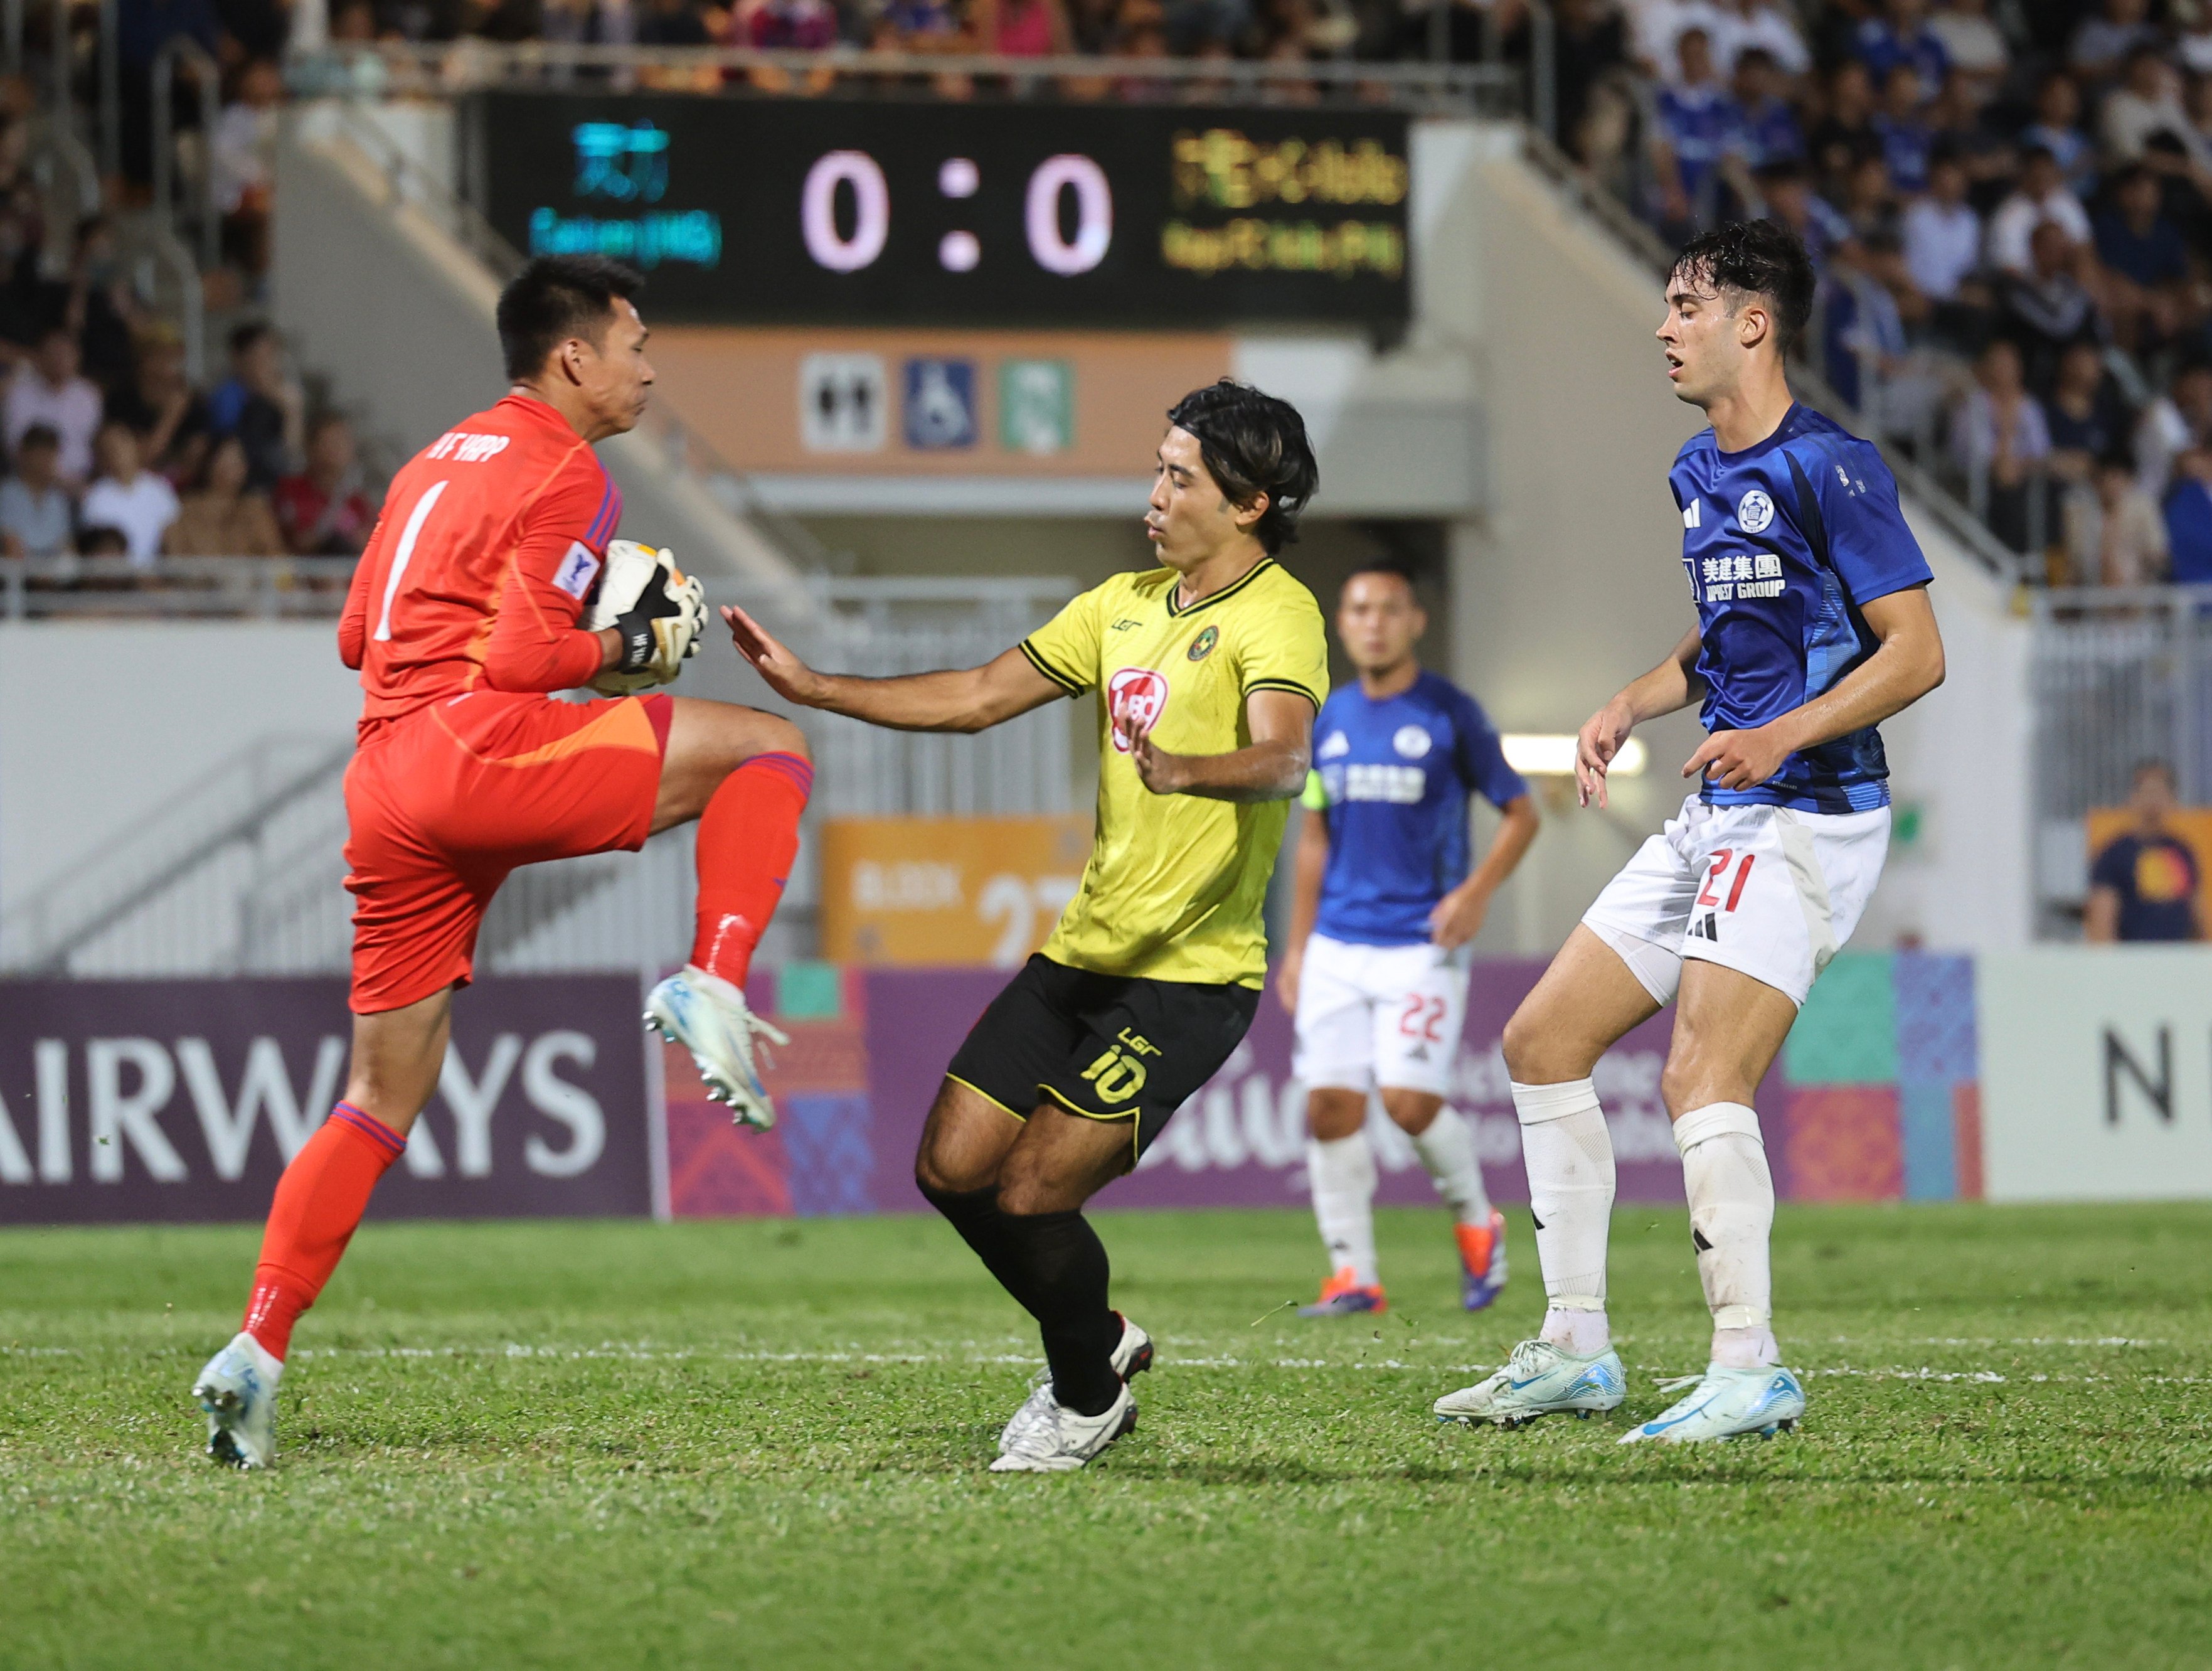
[901,358,977,451]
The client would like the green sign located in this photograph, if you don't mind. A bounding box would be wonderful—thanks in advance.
[999,359,1073,456]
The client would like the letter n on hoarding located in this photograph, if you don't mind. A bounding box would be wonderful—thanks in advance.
[2102,1025,2173,1126]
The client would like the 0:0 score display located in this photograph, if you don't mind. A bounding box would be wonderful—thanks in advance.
[801,151,1114,279]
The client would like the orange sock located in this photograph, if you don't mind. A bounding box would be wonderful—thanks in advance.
[241,1103,407,1361]
[690,751,811,986]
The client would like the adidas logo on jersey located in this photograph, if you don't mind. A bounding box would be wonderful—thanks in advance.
[1683,499,1702,528]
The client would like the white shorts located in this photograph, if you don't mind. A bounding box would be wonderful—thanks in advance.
[1291,932,1468,1099]
[1581,792,1891,1009]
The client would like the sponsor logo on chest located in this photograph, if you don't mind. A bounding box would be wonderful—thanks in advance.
[1693,550,1785,603]
[1107,666,1168,753]
[1322,762,1428,804]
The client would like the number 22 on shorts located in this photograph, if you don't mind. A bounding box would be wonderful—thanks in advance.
[1697,847,1757,912]
[1397,991,1447,1041]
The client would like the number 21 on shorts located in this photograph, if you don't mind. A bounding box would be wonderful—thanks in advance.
[1698,848,1757,912]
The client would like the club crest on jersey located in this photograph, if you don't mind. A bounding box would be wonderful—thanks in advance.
[553,540,601,601]
[1737,489,1776,533]
[1393,725,1433,759]
[1187,625,1219,662]
[1107,666,1168,753]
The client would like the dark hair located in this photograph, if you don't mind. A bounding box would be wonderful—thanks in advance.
[1669,218,1816,355]
[1341,558,1424,602]
[228,320,274,358]
[1163,379,1319,555]
[496,255,645,382]
[16,422,57,451]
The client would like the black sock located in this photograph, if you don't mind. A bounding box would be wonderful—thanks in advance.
[918,1182,1038,1311]
[998,1209,1122,1417]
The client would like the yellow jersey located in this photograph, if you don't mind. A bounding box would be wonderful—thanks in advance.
[1019,558,1329,988]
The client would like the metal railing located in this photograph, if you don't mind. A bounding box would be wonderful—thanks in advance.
[151,34,223,273]
[0,736,354,976]
[285,41,1517,114]
[1,555,360,619]
[2,576,1080,977]
[2029,584,2212,926]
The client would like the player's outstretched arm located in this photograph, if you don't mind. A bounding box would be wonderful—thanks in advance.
[723,603,1062,734]
[1124,688,1312,804]
[1683,585,1944,792]
[1578,626,1705,808]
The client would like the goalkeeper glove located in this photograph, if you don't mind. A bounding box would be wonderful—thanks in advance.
[590,543,705,696]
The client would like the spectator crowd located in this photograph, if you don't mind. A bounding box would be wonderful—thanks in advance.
[104,0,2212,585]
[0,104,376,585]
[1536,0,2212,583]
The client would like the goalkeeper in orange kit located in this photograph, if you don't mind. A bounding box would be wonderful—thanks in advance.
[191,255,810,1468]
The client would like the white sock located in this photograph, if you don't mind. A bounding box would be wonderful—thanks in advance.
[1408,1104,1491,1224]
[1307,1133,1379,1288]
[1513,1078,1615,1356]
[1673,1102,1779,1370]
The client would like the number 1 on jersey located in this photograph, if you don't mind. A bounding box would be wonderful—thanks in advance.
[373,479,450,643]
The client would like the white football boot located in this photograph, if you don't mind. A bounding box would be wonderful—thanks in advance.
[644,964,789,1131]
[1432,1337,1627,1428]
[989,1382,1137,1473]
[1617,1364,1805,1444]
[193,1332,284,1469]
[999,1313,1154,1454]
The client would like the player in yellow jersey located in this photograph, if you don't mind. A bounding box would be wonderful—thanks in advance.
[725,381,1327,1472]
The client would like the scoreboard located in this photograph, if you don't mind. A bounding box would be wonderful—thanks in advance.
[470,93,1412,328]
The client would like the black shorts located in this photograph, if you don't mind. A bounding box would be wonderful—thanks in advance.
[945,954,1262,1159]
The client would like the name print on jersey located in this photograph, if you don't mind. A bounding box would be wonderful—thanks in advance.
[1107,666,1168,752]
[424,430,514,463]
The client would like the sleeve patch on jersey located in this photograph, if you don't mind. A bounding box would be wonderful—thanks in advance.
[554,540,602,601]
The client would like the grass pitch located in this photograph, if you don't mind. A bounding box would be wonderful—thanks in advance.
[3,1202,2209,1669]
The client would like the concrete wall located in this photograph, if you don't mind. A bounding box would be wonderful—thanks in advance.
[0,622,358,915]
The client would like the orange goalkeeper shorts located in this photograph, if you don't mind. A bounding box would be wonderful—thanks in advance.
[343,689,674,1013]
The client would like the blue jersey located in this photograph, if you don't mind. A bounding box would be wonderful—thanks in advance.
[1305,670,1529,946]
[1672,403,1933,814]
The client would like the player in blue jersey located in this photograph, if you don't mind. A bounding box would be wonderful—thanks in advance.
[1432,220,1946,1441]
[1280,562,1539,1317]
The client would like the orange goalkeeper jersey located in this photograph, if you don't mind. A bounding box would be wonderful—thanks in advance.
[338,393,623,736]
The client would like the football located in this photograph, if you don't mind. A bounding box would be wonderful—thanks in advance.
[582,538,705,695]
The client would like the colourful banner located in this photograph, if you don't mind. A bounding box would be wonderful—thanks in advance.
[659,953,1987,1219]
[0,955,1986,1227]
